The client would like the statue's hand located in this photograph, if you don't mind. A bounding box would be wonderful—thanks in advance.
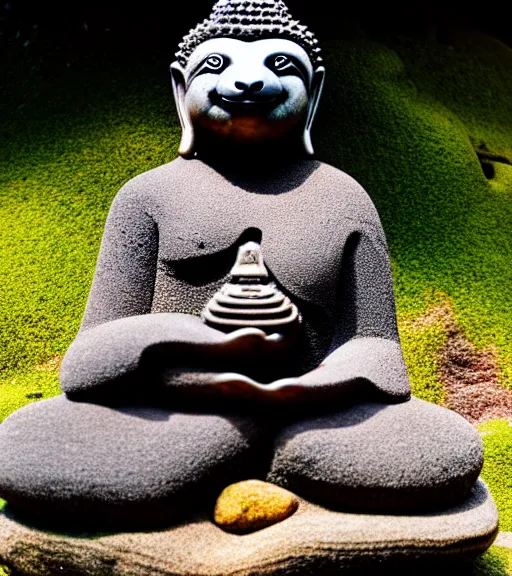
[211,373,302,403]
[220,327,294,358]
[248,336,413,404]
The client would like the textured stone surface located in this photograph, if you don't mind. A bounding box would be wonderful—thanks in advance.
[214,479,298,533]
[0,480,498,576]
[268,397,484,512]
[0,11,488,545]
[0,395,270,530]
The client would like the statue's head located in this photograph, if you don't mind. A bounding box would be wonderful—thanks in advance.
[171,0,325,158]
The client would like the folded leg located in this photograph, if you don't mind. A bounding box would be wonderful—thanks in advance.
[0,395,271,530]
[267,397,483,512]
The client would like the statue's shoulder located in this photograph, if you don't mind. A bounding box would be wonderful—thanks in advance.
[313,161,371,198]
[110,158,201,210]
[116,157,189,194]
[311,161,382,227]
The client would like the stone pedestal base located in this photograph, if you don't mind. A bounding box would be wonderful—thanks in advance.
[0,479,498,576]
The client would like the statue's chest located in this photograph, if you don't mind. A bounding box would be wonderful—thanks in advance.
[153,184,352,309]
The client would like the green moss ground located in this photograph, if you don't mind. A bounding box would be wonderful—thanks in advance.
[473,546,512,576]
[1,23,512,560]
[480,421,512,531]
[0,498,6,575]
[317,28,512,528]
[399,292,448,405]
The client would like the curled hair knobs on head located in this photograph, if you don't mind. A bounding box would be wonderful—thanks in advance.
[176,0,322,68]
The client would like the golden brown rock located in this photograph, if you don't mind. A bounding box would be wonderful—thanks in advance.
[214,480,299,534]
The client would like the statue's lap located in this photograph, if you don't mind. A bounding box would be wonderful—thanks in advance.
[0,394,483,528]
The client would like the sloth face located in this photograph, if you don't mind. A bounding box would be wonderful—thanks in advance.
[179,38,315,145]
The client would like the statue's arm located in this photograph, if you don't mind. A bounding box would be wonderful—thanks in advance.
[302,227,411,400]
[78,182,159,332]
[60,181,172,400]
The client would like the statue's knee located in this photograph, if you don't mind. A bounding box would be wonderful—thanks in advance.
[267,397,483,512]
[0,395,270,529]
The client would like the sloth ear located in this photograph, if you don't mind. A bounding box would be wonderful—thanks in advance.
[170,62,195,158]
[303,66,326,156]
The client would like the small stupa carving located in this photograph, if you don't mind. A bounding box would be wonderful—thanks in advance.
[202,241,300,333]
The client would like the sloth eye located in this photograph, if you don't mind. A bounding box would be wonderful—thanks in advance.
[205,54,225,70]
[273,55,291,70]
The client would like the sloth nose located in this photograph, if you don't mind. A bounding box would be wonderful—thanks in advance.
[216,68,282,101]
[235,81,264,93]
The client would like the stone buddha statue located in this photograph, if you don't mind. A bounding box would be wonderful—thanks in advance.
[0,0,487,539]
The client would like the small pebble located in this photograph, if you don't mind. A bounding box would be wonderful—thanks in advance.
[214,479,299,534]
